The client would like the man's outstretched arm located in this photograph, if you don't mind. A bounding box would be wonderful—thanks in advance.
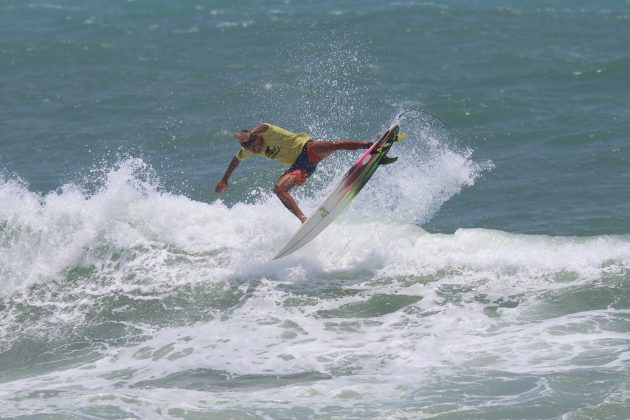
[215,156,240,193]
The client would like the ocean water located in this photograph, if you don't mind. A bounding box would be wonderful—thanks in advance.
[1,0,629,418]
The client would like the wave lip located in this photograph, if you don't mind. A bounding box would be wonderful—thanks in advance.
[0,158,162,292]
[1,154,628,295]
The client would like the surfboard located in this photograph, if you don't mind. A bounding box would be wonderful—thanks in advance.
[273,123,402,260]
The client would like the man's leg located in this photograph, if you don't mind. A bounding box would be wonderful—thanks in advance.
[309,140,370,160]
[273,170,309,223]
[309,140,397,165]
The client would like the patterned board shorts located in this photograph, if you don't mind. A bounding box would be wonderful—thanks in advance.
[283,140,323,185]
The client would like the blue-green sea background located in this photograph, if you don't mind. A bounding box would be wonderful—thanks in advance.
[1,1,629,418]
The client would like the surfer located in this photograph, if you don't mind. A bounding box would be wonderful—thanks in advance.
[215,123,385,223]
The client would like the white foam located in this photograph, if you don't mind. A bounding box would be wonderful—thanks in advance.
[1,150,629,417]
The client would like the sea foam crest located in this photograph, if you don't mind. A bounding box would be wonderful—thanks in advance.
[1,145,626,300]
[0,159,161,292]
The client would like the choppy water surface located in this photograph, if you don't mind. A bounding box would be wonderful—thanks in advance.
[1,1,629,418]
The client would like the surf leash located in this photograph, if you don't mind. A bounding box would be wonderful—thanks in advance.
[396,108,449,129]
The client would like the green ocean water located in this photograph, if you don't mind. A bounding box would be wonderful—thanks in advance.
[1,1,629,418]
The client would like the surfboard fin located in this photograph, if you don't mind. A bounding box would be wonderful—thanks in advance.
[380,156,398,165]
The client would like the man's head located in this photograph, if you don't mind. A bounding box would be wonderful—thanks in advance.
[233,129,263,152]
[233,129,250,143]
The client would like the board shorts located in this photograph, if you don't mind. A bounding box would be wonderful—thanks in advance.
[283,140,323,185]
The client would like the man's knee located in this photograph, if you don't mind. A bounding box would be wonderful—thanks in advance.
[274,177,293,196]
[277,171,308,191]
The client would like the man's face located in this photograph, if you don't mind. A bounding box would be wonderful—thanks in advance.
[233,130,250,143]
[233,130,264,153]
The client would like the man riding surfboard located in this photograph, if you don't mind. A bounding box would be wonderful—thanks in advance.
[215,123,393,223]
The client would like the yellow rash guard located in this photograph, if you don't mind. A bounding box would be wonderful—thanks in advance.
[235,124,311,165]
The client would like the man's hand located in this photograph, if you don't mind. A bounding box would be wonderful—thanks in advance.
[215,179,228,194]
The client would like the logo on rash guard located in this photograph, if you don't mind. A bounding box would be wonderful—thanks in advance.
[265,146,280,159]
